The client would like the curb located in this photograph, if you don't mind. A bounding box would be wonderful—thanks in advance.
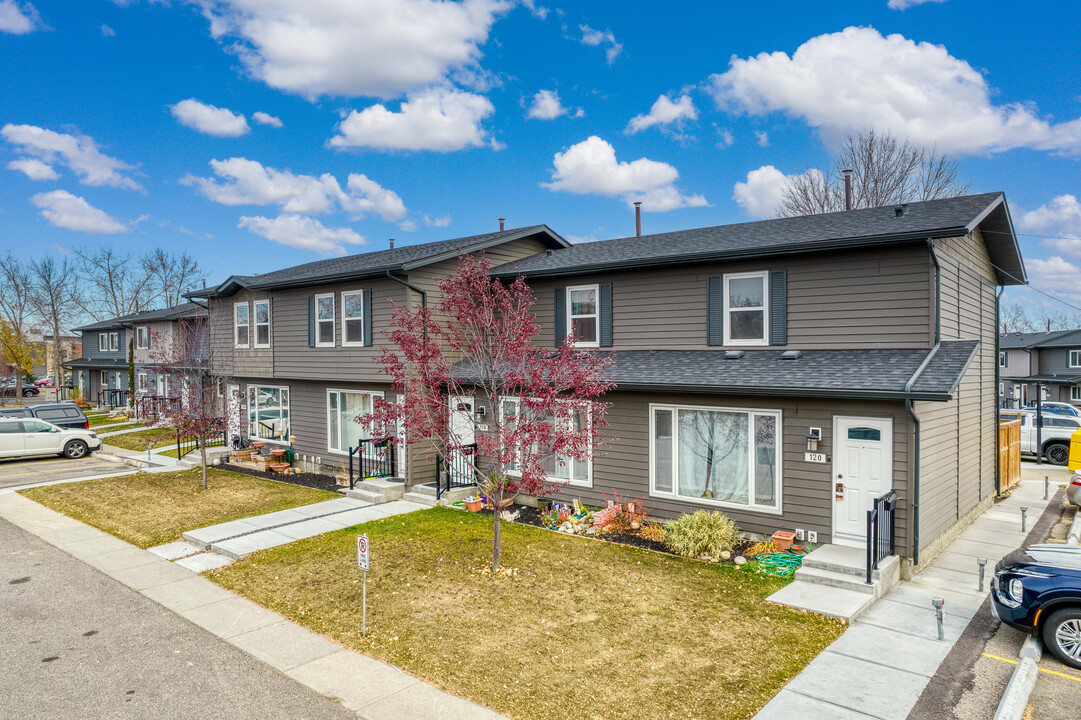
[1068,511,1080,546]
[1019,635,1042,661]
[992,656,1038,720]
[92,451,149,470]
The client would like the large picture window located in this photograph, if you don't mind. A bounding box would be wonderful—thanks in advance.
[723,272,769,345]
[254,300,270,348]
[342,291,365,346]
[316,293,335,346]
[327,389,383,454]
[235,303,249,348]
[651,403,780,512]
[248,385,290,442]
[501,397,591,486]
[566,285,599,347]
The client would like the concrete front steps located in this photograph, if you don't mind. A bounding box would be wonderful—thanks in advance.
[344,477,405,504]
[401,482,477,508]
[767,544,900,622]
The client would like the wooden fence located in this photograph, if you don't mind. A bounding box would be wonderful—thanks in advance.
[998,418,1021,494]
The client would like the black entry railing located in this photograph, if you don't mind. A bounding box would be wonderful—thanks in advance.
[866,489,897,584]
[97,388,129,409]
[349,437,397,489]
[435,443,478,499]
[136,395,180,420]
[176,429,229,460]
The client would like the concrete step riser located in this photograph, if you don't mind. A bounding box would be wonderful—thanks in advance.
[794,568,876,595]
[401,492,438,507]
[344,489,386,504]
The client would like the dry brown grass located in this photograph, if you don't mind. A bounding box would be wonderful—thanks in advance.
[100,427,176,451]
[208,507,844,720]
[19,468,338,548]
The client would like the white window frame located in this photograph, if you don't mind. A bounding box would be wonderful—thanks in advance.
[325,388,385,455]
[315,293,336,348]
[253,300,271,349]
[136,326,149,350]
[999,382,1005,396]
[98,333,108,352]
[566,284,600,349]
[500,396,593,487]
[648,402,783,515]
[723,271,770,346]
[100,370,108,386]
[108,332,119,352]
[1072,386,1081,402]
[234,302,250,348]
[137,372,148,394]
[342,291,365,347]
[247,385,290,443]
[999,351,1008,368]
[1069,350,1081,368]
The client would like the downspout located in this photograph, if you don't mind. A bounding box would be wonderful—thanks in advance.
[995,287,1003,489]
[904,238,941,566]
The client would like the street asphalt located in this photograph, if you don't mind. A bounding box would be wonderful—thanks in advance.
[0,517,358,720]
[0,455,125,490]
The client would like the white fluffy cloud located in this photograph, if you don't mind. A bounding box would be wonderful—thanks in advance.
[197,0,508,100]
[1018,195,1081,261]
[238,213,365,256]
[626,95,697,134]
[1026,256,1081,305]
[329,87,496,152]
[1,124,142,190]
[543,136,707,212]
[7,157,59,180]
[0,0,40,34]
[709,26,1081,155]
[527,90,570,120]
[170,99,250,137]
[732,165,821,218]
[579,24,622,65]
[101,23,115,37]
[252,111,282,128]
[888,0,946,9]
[182,157,406,221]
[30,190,127,234]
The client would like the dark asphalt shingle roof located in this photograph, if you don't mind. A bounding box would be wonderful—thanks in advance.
[1000,329,1081,349]
[451,340,978,401]
[1018,374,1081,384]
[191,226,567,297]
[62,357,129,368]
[491,193,1024,286]
[73,302,206,332]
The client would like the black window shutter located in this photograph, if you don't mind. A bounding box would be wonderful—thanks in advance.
[554,286,566,347]
[363,288,373,347]
[307,295,315,348]
[599,283,613,347]
[707,274,723,346]
[769,269,787,346]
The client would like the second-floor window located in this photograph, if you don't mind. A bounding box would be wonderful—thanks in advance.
[724,272,769,345]
[235,302,249,348]
[136,326,149,350]
[999,351,1008,368]
[254,300,270,348]
[342,291,365,346]
[1070,350,1081,368]
[316,293,335,347]
[567,285,598,347]
[99,332,119,352]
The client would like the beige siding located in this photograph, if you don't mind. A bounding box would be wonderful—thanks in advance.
[209,290,273,378]
[526,245,933,350]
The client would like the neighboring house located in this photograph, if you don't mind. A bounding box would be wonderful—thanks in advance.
[999,329,1081,408]
[191,192,1024,573]
[29,330,82,381]
[65,303,208,406]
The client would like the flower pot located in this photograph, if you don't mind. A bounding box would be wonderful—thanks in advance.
[268,462,288,473]
[270,449,286,457]
[464,497,483,512]
[251,441,266,449]
[772,530,797,552]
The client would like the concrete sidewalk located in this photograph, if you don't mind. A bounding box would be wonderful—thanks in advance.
[754,476,1052,720]
[0,492,504,720]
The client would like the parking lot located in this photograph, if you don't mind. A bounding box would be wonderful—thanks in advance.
[0,455,129,491]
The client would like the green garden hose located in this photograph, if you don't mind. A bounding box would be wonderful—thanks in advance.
[755,552,804,578]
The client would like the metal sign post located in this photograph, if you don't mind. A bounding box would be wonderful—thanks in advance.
[357,534,369,636]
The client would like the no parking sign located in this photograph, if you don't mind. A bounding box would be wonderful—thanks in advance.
[357,534,369,570]
[357,533,370,636]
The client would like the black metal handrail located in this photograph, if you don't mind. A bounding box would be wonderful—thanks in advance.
[866,489,897,584]
[176,429,229,460]
[435,443,478,499]
[136,395,180,420]
[349,437,397,489]
[97,388,129,409]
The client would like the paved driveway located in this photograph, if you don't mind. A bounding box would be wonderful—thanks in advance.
[0,455,126,490]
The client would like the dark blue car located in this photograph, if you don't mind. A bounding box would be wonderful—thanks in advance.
[992,544,1081,668]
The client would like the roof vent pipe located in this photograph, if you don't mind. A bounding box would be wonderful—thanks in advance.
[843,169,853,211]
[389,238,395,249]
[634,201,642,237]
[499,218,505,231]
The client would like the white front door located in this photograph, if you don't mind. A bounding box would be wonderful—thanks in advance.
[447,395,476,484]
[832,416,893,547]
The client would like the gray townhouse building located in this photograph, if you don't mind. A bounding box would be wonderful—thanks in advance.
[191,192,1024,574]
[65,302,208,409]
[999,329,1081,408]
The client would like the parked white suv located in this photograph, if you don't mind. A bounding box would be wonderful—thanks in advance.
[0,417,102,459]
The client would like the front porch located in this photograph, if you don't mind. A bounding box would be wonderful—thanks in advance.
[768,543,902,622]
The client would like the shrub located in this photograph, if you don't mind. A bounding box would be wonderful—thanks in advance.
[664,510,740,560]
[638,523,666,543]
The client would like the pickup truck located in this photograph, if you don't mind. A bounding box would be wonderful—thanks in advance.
[1000,411,1081,465]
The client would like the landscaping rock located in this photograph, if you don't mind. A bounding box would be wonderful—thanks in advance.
[734,556,747,565]
[699,552,712,561]
[720,550,731,560]
[586,527,597,536]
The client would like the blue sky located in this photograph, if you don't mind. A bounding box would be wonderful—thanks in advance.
[1,0,1079,311]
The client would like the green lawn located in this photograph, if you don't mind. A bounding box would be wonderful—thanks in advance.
[89,414,129,427]
[101,427,179,451]
[19,468,339,548]
[208,507,844,720]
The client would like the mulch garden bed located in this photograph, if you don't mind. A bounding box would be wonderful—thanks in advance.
[219,462,342,494]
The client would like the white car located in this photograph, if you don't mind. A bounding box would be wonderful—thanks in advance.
[0,417,102,459]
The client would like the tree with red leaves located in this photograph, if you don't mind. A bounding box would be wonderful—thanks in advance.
[147,314,225,490]
[360,253,614,571]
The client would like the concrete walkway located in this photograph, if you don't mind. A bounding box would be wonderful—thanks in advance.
[755,476,1052,720]
[0,492,504,720]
